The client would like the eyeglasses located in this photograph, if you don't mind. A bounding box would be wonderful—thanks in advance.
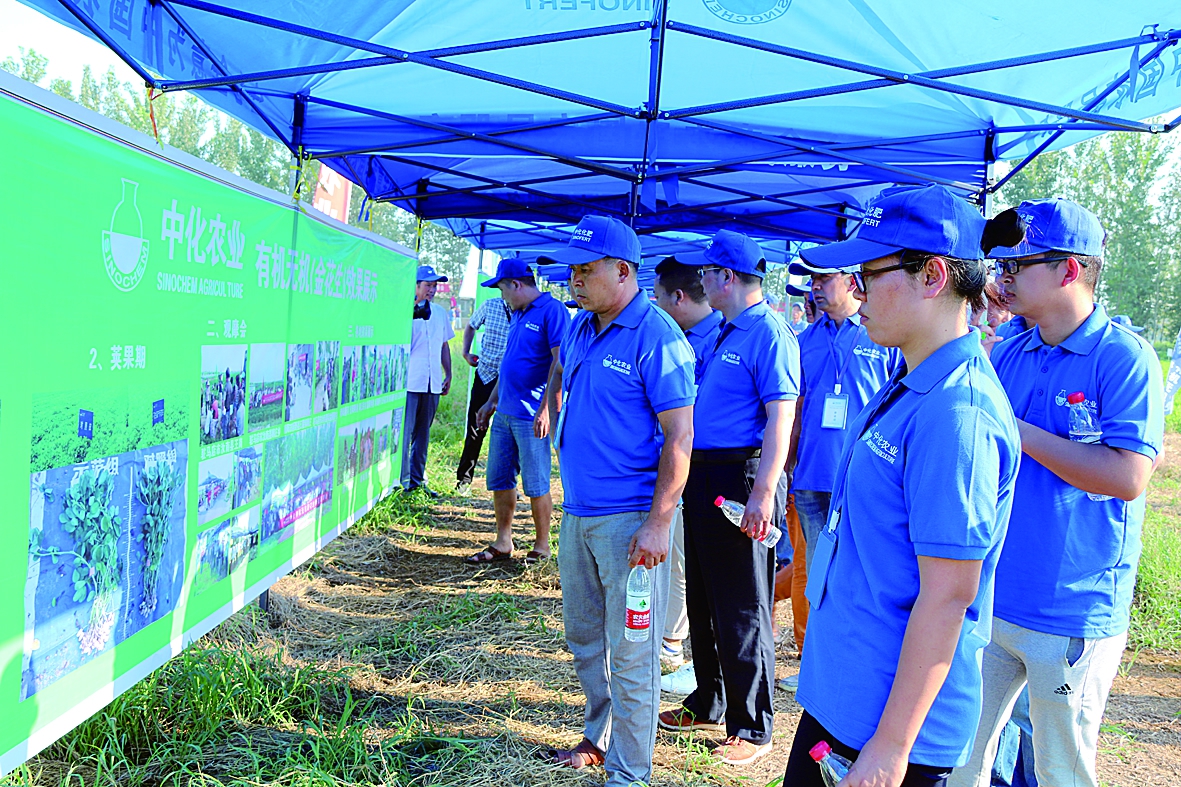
[697,266,725,278]
[851,258,925,294]
[991,254,1084,276]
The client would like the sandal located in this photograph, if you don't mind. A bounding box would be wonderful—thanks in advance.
[548,738,604,769]
[524,550,551,565]
[464,545,512,565]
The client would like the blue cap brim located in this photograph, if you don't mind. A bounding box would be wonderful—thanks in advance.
[417,273,448,282]
[672,250,710,267]
[988,241,1056,259]
[479,276,504,288]
[537,246,614,266]
[785,284,810,296]
[801,238,903,269]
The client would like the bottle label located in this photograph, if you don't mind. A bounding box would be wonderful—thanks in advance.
[625,594,651,630]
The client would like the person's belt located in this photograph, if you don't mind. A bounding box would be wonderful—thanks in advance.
[690,447,761,465]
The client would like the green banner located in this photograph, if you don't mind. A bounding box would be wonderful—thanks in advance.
[0,83,414,774]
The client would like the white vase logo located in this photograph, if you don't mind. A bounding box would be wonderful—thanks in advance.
[101,178,149,291]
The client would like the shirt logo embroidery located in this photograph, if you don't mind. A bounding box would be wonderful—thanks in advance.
[853,345,885,361]
[721,350,742,365]
[602,354,633,375]
[863,428,899,464]
[1055,389,1097,410]
[525,322,540,332]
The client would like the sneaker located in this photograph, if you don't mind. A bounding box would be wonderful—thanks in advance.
[657,706,725,733]
[455,482,471,496]
[776,674,799,692]
[660,640,685,670]
[660,663,698,695]
[713,736,772,766]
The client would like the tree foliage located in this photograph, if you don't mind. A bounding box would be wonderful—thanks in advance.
[998,129,1181,341]
[3,48,473,278]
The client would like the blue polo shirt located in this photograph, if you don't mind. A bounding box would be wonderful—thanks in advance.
[694,301,800,450]
[684,309,724,363]
[793,313,899,493]
[990,304,1163,639]
[797,332,1021,767]
[498,292,570,419]
[994,314,1029,342]
[558,290,697,517]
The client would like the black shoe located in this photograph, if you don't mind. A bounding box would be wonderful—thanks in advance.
[422,486,440,499]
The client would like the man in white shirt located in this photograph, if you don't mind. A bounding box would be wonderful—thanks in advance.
[401,264,455,496]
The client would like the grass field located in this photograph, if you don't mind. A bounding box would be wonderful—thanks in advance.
[6,339,1179,787]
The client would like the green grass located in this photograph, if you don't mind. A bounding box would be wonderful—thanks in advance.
[1131,507,1181,650]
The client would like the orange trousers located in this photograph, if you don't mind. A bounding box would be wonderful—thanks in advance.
[782,494,808,654]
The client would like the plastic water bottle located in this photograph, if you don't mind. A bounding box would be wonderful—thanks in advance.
[809,740,852,787]
[624,565,652,642]
[714,496,783,549]
[1066,391,1113,502]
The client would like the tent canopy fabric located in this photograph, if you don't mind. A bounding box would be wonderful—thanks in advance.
[20,0,1181,260]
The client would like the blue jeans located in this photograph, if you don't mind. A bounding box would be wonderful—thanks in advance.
[559,509,669,787]
[486,413,552,497]
[991,689,1037,787]
[793,489,831,573]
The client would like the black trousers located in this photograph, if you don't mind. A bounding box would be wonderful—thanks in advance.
[681,455,785,745]
[784,711,951,786]
[456,372,497,485]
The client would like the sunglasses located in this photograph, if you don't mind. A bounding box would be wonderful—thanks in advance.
[991,254,1084,276]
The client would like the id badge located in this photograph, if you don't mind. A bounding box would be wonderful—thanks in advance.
[804,509,840,609]
[821,393,849,430]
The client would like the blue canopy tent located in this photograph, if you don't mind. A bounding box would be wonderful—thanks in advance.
[18,0,1181,262]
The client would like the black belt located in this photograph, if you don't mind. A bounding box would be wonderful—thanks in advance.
[690,447,761,465]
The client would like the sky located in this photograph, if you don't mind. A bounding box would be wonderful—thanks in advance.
[1,0,140,87]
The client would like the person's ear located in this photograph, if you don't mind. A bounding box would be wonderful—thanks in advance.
[1060,257,1084,288]
[920,256,952,300]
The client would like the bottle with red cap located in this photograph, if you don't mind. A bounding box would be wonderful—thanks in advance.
[1066,391,1113,502]
[714,496,783,549]
[809,740,852,786]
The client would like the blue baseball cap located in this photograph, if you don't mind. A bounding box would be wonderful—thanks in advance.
[785,283,811,297]
[802,184,986,269]
[989,198,1106,259]
[676,229,766,277]
[538,215,641,266]
[480,255,532,288]
[416,264,448,283]
[1111,314,1144,333]
[788,258,858,276]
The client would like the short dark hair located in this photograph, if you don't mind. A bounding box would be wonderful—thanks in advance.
[983,207,1104,292]
[733,261,766,288]
[504,274,537,288]
[654,258,707,303]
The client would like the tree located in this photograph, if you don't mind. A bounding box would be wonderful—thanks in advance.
[998,128,1181,342]
[0,47,48,86]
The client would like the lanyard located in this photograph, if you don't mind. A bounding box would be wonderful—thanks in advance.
[826,319,860,395]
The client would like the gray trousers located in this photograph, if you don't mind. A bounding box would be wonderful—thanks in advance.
[948,617,1127,787]
[400,391,439,489]
[559,510,670,787]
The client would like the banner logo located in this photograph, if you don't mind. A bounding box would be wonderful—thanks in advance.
[703,0,791,24]
[101,178,149,291]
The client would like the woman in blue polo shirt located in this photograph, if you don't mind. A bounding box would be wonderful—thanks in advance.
[783,185,1021,787]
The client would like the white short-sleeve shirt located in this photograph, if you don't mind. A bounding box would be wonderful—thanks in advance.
[408,301,456,394]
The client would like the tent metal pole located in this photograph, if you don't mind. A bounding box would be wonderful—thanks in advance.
[991,36,1177,193]
[305,96,637,181]
[673,177,857,221]
[400,172,602,203]
[666,21,1169,132]
[155,0,296,153]
[162,0,643,116]
[679,117,979,192]
[54,0,159,87]
[982,130,996,218]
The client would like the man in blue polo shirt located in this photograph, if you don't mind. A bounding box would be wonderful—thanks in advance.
[657,230,799,768]
[776,256,898,691]
[951,199,1164,787]
[464,256,569,566]
[652,256,724,674]
[538,216,696,787]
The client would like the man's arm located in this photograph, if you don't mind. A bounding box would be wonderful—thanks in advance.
[784,394,805,485]
[838,556,982,787]
[1016,420,1152,501]
[476,379,499,429]
[461,324,479,368]
[534,346,561,438]
[629,405,694,568]
[741,399,794,541]
[440,340,453,396]
[546,356,564,458]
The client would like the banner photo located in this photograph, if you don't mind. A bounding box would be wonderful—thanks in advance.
[0,80,415,774]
